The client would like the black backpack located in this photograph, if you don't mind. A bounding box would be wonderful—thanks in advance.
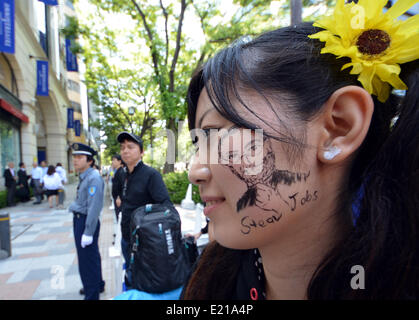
[129,203,190,293]
[182,236,199,268]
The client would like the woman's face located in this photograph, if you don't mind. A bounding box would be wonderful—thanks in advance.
[189,89,323,249]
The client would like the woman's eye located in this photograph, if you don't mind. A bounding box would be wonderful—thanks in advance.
[202,128,217,137]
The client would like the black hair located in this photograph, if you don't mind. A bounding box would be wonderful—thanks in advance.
[184,23,419,299]
[56,163,62,167]
[112,154,122,161]
[86,155,95,168]
[19,162,24,168]
[112,154,126,167]
[47,165,56,176]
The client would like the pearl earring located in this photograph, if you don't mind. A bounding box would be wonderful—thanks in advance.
[324,146,341,160]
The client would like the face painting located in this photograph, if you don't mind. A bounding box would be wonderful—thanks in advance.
[220,134,311,215]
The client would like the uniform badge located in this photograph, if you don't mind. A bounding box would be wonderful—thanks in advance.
[88,186,97,196]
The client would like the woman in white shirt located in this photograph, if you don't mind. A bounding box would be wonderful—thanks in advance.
[43,165,63,208]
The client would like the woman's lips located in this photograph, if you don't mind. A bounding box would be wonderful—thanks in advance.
[202,198,225,216]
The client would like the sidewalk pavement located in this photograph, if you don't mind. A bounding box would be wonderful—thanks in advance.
[0,181,207,300]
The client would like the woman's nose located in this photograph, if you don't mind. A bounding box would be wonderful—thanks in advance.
[188,155,211,185]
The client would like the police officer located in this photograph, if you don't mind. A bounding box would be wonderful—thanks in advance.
[69,143,105,300]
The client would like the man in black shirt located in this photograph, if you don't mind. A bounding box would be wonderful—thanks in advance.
[117,131,173,288]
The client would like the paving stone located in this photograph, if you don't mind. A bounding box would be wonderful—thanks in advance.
[23,268,53,281]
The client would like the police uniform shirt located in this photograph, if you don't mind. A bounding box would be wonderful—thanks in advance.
[69,167,104,236]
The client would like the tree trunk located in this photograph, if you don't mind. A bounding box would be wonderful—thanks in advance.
[290,0,302,25]
[163,118,177,173]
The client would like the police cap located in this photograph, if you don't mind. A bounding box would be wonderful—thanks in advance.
[71,143,97,156]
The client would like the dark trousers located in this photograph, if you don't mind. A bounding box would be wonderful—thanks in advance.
[6,182,16,206]
[113,199,121,222]
[73,213,104,300]
[121,237,133,290]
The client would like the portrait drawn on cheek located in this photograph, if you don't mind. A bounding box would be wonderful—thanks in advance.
[219,134,310,215]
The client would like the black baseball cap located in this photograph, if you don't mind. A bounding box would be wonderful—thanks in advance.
[71,143,97,156]
[117,131,143,150]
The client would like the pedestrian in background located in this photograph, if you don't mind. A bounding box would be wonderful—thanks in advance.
[17,162,30,202]
[3,162,17,207]
[40,160,48,201]
[42,165,62,208]
[40,160,48,181]
[55,163,67,184]
[56,163,67,208]
[31,162,43,204]
[69,143,105,300]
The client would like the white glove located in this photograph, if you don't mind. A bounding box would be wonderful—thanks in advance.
[81,234,93,248]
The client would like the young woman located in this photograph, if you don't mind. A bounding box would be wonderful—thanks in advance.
[43,165,63,208]
[183,1,418,300]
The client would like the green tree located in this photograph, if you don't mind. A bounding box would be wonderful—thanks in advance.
[67,15,160,159]
[80,0,192,172]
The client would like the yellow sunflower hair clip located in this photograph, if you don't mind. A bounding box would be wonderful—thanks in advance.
[309,0,419,102]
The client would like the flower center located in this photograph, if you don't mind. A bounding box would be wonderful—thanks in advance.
[356,29,391,55]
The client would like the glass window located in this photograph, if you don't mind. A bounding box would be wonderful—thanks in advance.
[0,118,20,174]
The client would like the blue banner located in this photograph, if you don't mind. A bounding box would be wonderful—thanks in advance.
[38,0,58,5]
[36,60,49,96]
[74,120,81,136]
[65,37,78,72]
[0,0,15,54]
[67,108,74,129]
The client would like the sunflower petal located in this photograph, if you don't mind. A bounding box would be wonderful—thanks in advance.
[376,64,408,91]
[357,66,375,94]
[308,30,333,41]
[342,62,363,75]
[341,62,353,71]
[385,0,418,20]
[358,0,388,20]
[392,33,419,64]
[372,76,391,103]
[398,14,419,35]
[321,41,355,59]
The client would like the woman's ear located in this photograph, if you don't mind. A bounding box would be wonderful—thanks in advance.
[316,86,374,164]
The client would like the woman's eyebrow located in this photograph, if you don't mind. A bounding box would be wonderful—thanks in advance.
[197,109,215,128]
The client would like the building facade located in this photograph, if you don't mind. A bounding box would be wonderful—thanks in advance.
[0,0,84,190]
